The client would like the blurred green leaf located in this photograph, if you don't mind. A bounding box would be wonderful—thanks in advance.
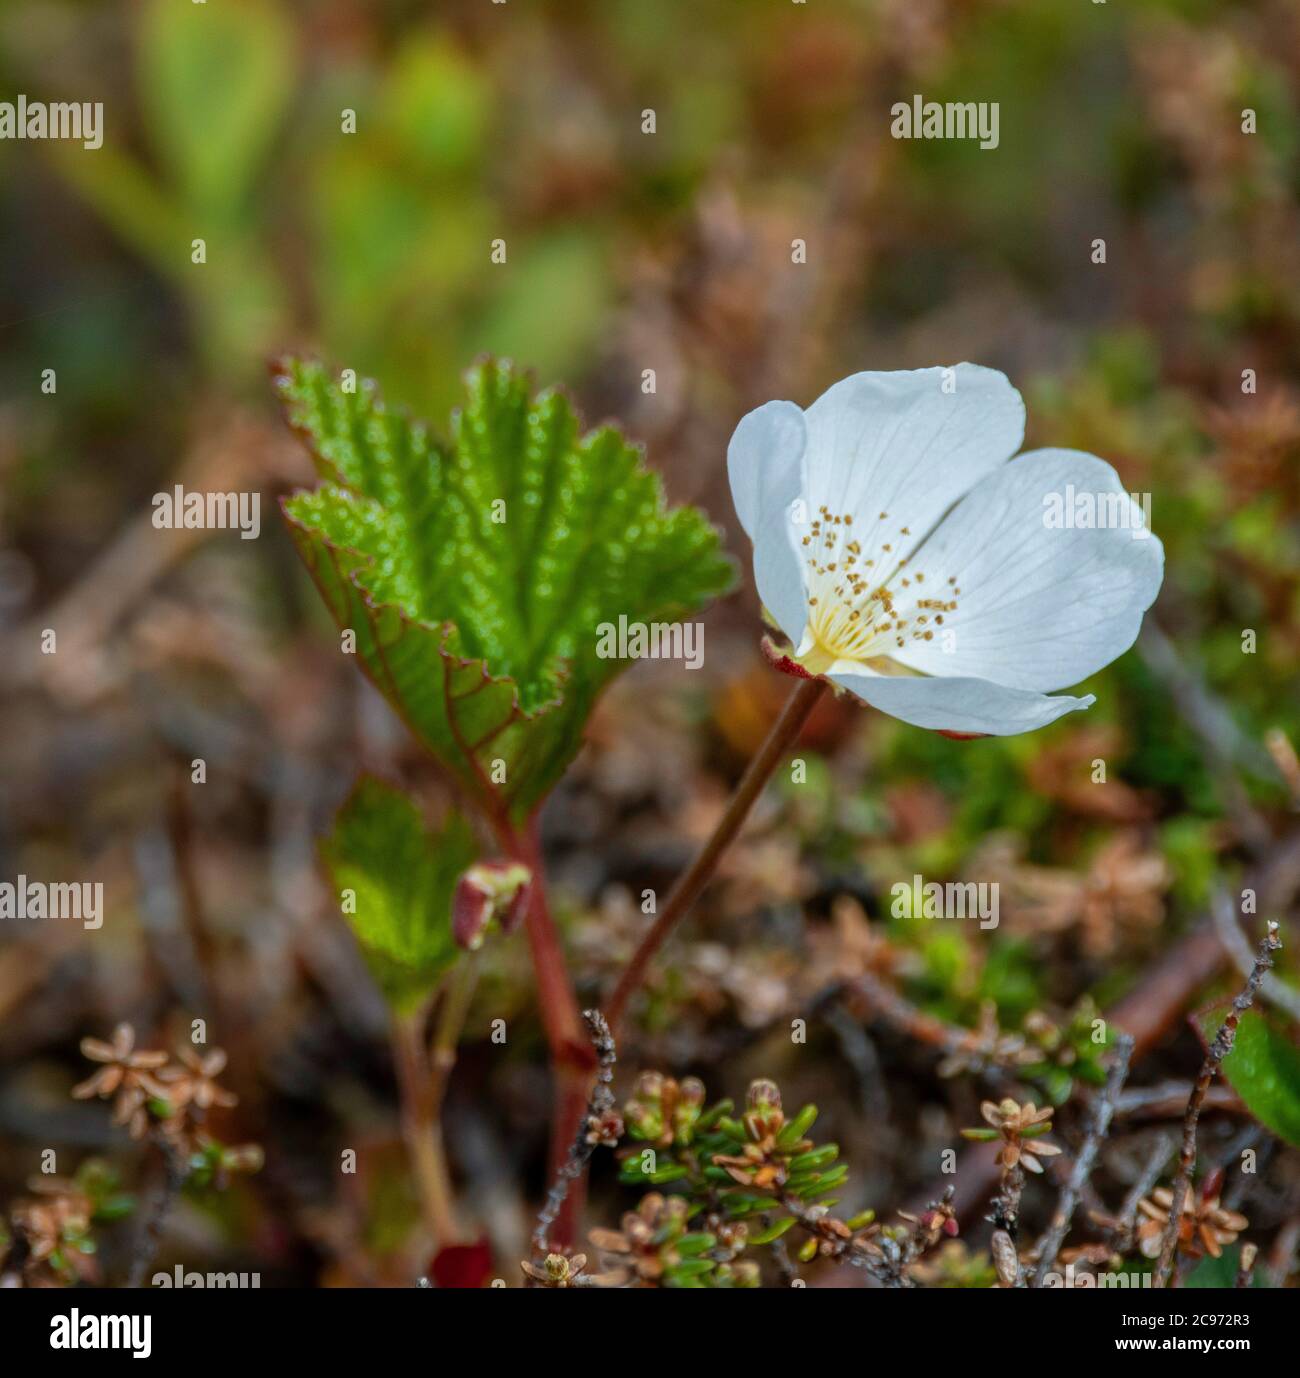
[1159,817,1219,909]
[140,0,295,216]
[320,776,477,1012]
[1195,1006,1300,1147]
[383,37,488,174]
[746,1217,795,1245]
[788,1144,838,1173]
[675,1232,717,1256]
[975,940,1040,1024]
[473,233,613,379]
[1183,1243,1266,1289]
[776,1104,818,1145]
[279,357,734,821]
[313,150,488,354]
[48,145,190,281]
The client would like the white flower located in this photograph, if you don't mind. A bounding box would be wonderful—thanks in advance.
[727,366,1163,736]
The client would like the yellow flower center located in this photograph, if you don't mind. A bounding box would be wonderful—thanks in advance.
[795,505,961,673]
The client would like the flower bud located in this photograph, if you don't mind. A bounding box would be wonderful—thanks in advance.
[452,861,531,950]
[678,1076,706,1106]
[746,1078,782,1112]
[634,1071,666,1103]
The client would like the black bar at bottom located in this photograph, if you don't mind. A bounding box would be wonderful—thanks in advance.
[2,1282,1288,1364]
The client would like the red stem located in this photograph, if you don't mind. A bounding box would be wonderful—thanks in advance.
[500,675,827,1244]
[497,816,595,1249]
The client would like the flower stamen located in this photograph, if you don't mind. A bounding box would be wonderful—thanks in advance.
[796,506,959,673]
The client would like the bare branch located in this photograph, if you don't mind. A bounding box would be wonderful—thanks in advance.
[1032,1032,1133,1285]
[1211,888,1300,1023]
[1114,1133,1177,1247]
[531,1010,618,1258]
[1153,921,1281,1288]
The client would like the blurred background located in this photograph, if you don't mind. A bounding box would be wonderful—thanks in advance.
[1,0,1298,1286]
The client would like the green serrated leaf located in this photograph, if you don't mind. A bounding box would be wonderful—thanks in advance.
[278,358,734,822]
[1195,1006,1300,1147]
[320,776,477,1012]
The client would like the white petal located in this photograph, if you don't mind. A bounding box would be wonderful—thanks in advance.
[727,400,803,539]
[799,364,1025,571]
[889,449,1164,691]
[829,669,1095,736]
[726,400,808,644]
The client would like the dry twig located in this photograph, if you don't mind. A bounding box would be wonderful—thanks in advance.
[1211,888,1300,1023]
[1032,1032,1134,1285]
[531,1010,619,1258]
[126,1136,188,1289]
[1153,921,1281,1288]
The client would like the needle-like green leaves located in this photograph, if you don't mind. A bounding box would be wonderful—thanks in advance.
[278,357,733,822]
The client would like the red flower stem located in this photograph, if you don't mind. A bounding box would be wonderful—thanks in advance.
[606,675,828,1032]
[497,815,595,1250]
